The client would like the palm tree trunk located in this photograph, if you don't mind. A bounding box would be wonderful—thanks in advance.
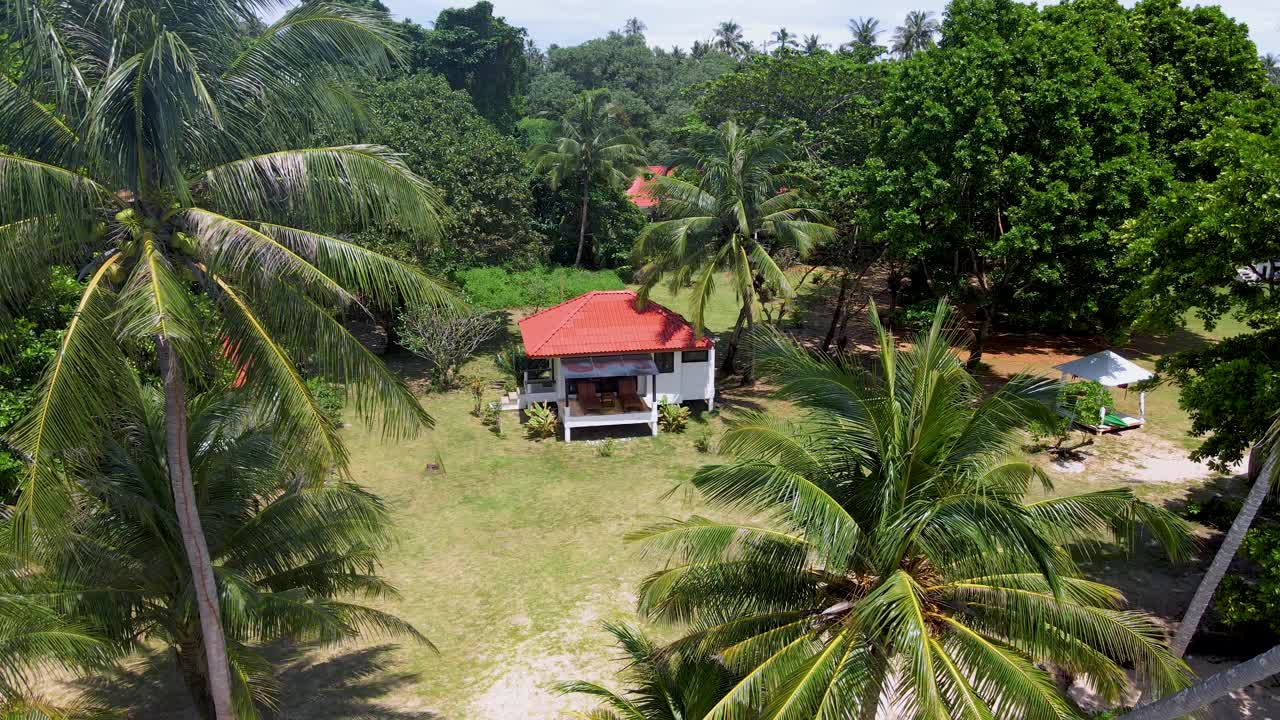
[158,338,235,720]
[574,176,590,268]
[1118,644,1280,720]
[822,269,852,352]
[966,303,991,370]
[1169,445,1275,657]
[721,304,750,373]
[740,308,756,386]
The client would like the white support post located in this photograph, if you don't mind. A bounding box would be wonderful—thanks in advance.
[1139,391,1146,421]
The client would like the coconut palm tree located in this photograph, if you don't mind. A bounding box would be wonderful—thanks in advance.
[633,122,833,383]
[845,17,885,60]
[893,10,939,57]
[770,28,799,56]
[629,303,1196,720]
[25,383,428,719]
[0,2,452,717]
[558,622,732,719]
[714,21,749,58]
[1264,53,1280,86]
[801,34,826,56]
[529,89,646,267]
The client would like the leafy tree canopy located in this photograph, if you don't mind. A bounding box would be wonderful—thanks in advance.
[356,74,547,272]
[409,1,528,129]
[868,0,1164,342]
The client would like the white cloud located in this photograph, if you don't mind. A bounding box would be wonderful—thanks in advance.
[381,0,1279,55]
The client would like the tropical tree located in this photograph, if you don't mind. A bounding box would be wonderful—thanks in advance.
[0,2,452,717]
[558,622,732,719]
[26,384,429,719]
[629,304,1196,720]
[801,34,826,56]
[529,89,646,267]
[1263,53,1280,85]
[892,10,938,57]
[633,121,834,383]
[845,16,885,60]
[770,28,799,56]
[714,21,749,58]
[624,17,647,39]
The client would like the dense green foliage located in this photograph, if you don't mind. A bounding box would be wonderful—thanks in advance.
[866,0,1164,348]
[0,267,79,501]
[1125,67,1280,466]
[357,74,546,272]
[630,305,1194,718]
[458,266,625,309]
[404,1,528,129]
[1217,524,1280,634]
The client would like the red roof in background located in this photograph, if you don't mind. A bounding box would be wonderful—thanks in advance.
[625,165,670,208]
[519,290,713,358]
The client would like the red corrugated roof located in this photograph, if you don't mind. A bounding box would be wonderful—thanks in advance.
[625,165,670,208]
[518,290,713,358]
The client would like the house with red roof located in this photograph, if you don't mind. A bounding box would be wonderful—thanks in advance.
[515,290,715,441]
[624,165,671,210]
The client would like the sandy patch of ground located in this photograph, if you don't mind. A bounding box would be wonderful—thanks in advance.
[468,588,635,720]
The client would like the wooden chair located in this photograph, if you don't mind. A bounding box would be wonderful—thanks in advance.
[577,381,602,413]
[618,377,647,412]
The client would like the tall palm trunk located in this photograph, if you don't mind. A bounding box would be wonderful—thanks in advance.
[158,338,235,720]
[574,176,591,267]
[1119,644,1280,720]
[822,269,852,352]
[721,304,750,373]
[1169,445,1275,657]
[740,308,756,386]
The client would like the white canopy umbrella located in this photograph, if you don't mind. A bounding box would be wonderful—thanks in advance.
[1054,350,1155,427]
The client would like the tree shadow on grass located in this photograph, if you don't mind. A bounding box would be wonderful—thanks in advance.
[78,643,437,720]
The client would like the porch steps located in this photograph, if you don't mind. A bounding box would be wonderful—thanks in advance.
[498,391,520,412]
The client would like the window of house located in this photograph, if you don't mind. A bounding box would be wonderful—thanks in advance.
[654,352,675,373]
[526,358,553,381]
[682,350,709,363]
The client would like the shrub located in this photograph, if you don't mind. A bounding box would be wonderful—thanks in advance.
[1059,380,1114,424]
[525,402,558,439]
[459,266,625,310]
[693,428,714,453]
[1215,525,1280,633]
[1029,380,1115,446]
[657,400,690,433]
[597,438,618,457]
[465,376,489,416]
[399,306,502,389]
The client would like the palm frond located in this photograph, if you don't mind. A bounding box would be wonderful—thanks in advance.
[197,145,445,238]
[4,256,131,552]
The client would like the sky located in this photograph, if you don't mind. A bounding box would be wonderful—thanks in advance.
[377,0,1280,55]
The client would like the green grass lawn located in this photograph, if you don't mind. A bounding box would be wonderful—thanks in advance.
[341,378,788,718]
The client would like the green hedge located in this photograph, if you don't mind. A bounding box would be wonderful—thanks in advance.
[459,267,627,310]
